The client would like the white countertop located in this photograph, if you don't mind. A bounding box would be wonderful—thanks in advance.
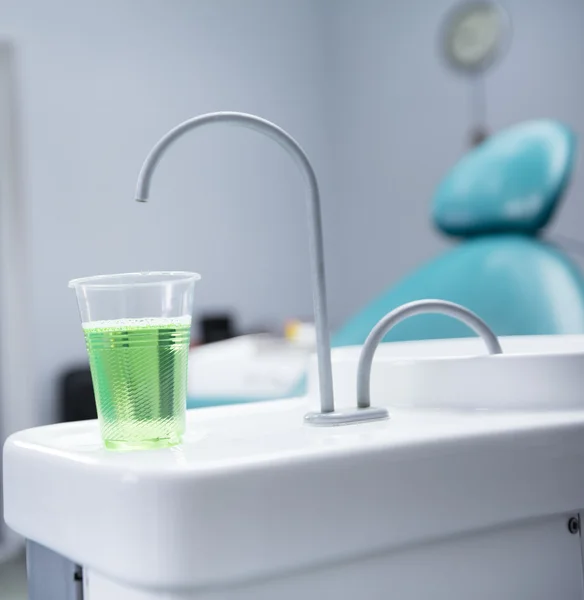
[5,399,584,591]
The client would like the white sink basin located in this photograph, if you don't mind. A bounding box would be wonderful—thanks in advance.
[307,335,584,412]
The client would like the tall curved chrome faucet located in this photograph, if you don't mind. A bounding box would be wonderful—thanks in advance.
[134,111,389,425]
[135,112,336,416]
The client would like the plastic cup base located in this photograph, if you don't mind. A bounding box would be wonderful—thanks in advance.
[103,433,182,452]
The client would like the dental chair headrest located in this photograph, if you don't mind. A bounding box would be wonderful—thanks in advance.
[432,120,576,237]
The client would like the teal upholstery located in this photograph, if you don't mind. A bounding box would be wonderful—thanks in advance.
[334,119,582,347]
[433,120,575,237]
[333,235,584,346]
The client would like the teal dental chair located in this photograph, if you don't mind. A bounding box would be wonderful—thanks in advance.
[189,119,583,408]
[333,119,584,346]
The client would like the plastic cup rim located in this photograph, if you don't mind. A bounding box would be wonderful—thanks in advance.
[68,271,201,290]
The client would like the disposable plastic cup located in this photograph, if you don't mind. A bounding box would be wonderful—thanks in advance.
[69,272,200,450]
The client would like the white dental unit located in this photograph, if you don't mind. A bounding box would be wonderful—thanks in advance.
[6,334,584,600]
[5,112,584,600]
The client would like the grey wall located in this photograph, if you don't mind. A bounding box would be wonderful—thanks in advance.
[0,0,332,424]
[326,0,584,319]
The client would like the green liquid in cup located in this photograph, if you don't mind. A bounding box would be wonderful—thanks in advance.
[83,317,191,450]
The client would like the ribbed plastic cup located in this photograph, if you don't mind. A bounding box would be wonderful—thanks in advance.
[69,272,200,450]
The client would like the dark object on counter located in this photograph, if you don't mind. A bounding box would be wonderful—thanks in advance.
[200,314,235,344]
[60,367,97,422]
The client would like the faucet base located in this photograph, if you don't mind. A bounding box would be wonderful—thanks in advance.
[304,406,389,426]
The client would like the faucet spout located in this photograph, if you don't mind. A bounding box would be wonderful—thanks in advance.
[135,111,335,415]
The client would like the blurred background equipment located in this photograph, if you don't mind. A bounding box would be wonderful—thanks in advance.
[440,0,512,146]
[60,368,97,423]
[58,314,316,412]
[199,313,236,345]
[187,320,315,408]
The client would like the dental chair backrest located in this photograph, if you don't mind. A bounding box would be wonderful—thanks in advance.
[333,120,584,346]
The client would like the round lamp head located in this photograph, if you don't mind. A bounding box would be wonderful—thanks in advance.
[441,1,511,75]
